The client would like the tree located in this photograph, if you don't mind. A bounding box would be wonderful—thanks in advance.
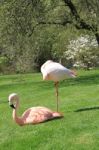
[0,0,99,73]
[30,0,99,45]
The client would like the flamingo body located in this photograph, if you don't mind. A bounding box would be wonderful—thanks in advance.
[8,93,62,126]
[41,60,75,82]
[21,106,61,124]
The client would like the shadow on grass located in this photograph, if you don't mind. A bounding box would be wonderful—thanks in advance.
[61,73,99,87]
[42,116,64,124]
[31,73,99,89]
[0,72,99,89]
[28,116,64,126]
[74,106,99,112]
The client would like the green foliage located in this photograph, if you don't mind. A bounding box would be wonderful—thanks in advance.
[0,0,99,73]
[0,56,7,64]
[0,56,8,73]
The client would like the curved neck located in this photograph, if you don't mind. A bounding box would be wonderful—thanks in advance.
[12,98,23,126]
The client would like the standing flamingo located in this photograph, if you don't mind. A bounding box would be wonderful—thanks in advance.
[41,60,76,112]
[8,93,63,126]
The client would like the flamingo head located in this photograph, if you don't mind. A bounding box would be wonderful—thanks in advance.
[70,70,77,77]
[8,93,19,109]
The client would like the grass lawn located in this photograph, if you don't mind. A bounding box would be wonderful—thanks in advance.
[0,69,99,150]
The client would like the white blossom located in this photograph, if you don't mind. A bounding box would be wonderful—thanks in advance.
[64,35,98,69]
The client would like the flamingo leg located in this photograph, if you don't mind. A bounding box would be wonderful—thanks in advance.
[54,82,59,112]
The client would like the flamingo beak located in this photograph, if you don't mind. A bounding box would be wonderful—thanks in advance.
[9,104,15,109]
[10,104,16,109]
[71,70,77,77]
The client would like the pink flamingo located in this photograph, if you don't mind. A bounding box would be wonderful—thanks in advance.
[41,60,76,112]
[8,93,63,126]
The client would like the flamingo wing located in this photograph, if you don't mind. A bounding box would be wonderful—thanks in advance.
[41,61,73,81]
[21,107,54,124]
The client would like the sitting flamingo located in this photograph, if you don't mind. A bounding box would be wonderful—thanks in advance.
[8,93,63,126]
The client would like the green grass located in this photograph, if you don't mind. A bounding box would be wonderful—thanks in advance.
[0,69,99,150]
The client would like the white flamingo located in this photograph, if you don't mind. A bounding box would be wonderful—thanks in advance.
[41,60,76,112]
[8,93,63,126]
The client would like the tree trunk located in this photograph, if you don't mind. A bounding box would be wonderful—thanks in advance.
[63,0,99,46]
[95,33,99,46]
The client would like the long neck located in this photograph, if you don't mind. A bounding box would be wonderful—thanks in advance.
[12,98,23,126]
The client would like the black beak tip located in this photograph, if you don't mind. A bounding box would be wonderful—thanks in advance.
[10,104,15,109]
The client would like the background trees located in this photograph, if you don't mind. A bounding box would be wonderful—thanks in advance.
[0,0,98,73]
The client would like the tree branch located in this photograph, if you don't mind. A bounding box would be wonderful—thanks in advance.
[28,20,72,37]
[63,0,99,45]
